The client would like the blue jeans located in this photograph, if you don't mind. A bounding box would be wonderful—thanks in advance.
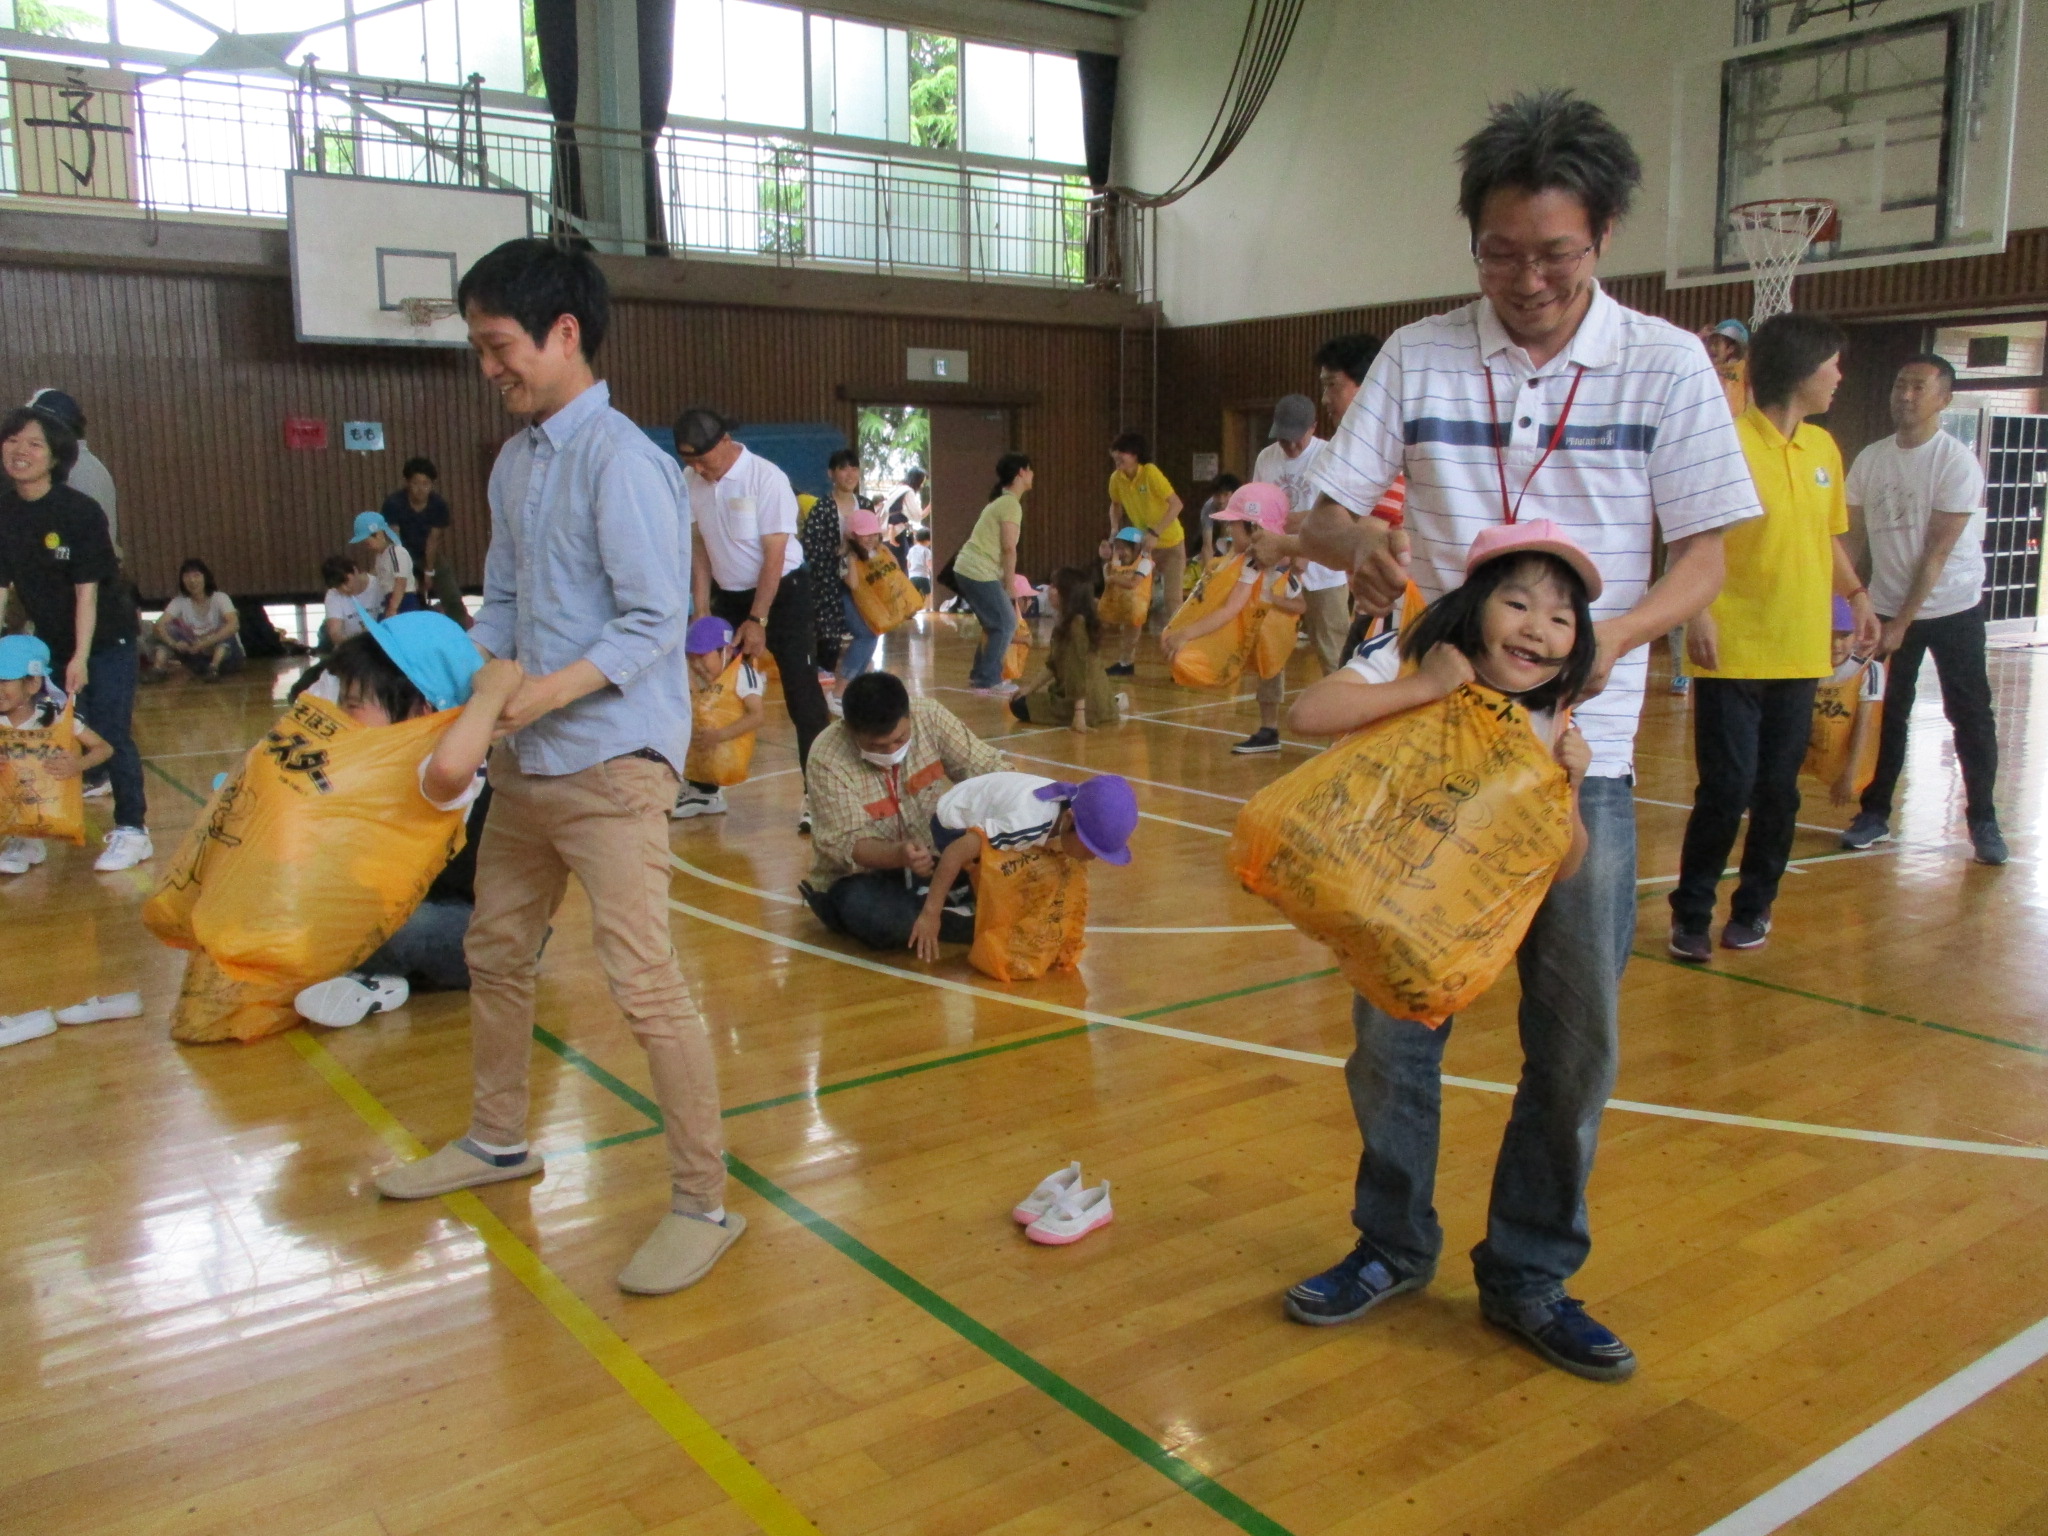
[1344,774,1636,1302]
[956,573,1015,688]
[359,898,473,990]
[839,589,878,681]
[79,638,146,831]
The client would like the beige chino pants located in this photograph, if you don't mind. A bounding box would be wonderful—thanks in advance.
[1302,585,1352,675]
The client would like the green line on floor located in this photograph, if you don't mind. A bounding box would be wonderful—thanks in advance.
[1130,966,1341,1021]
[722,1023,1098,1119]
[725,1153,1298,1536]
[558,1126,664,1154]
[143,758,208,806]
[534,1025,666,1122]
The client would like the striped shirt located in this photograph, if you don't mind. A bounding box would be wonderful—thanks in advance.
[1312,284,1761,776]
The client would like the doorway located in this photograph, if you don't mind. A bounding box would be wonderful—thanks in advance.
[923,405,1014,576]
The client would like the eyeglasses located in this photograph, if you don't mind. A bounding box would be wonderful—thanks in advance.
[1473,244,1596,281]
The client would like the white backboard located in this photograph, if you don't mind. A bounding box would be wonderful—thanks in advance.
[289,173,534,347]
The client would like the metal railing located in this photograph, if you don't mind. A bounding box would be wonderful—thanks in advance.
[0,53,1146,292]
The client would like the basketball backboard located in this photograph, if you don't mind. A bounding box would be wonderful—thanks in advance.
[288,173,534,347]
[1666,0,2025,290]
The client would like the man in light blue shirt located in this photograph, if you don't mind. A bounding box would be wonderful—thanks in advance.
[371,240,744,1299]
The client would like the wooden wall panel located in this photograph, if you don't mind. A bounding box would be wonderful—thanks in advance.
[0,265,1121,600]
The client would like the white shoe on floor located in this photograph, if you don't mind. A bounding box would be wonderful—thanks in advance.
[294,974,410,1027]
[56,992,143,1026]
[825,691,845,718]
[797,794,812,836]
[1026,1180,1113,1246]
[93,827,154,872]
[1012,1160,1083,1225]
[0,1010,58,1048]
[82,780,112,799]
[0,837,46,875]
[672,788,727,819]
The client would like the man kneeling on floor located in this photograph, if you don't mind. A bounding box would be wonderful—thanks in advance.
[799,670,1009,949]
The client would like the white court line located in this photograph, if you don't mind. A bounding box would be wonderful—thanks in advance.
[1695,1310,2048,1534]
[1131,689,1302,720]
[1001,749,1250,805]
[1136,715,1322,752]
[1635,793,1844,839]
[1634,844,1901,888]
[665,883,2048,1163]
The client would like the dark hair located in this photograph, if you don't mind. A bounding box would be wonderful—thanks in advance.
[27,389,85,435]
[905,467,926,486]
[1398,552,1596,713]
[674,407,736,457]
[0,406,79,484]
[914,527,931,542]
[177,558,217,597]
[1749,312,1846,409]
[990,452,1032,500]
[1315,333,1383,385]
[1899,353,1957,391]
[826,448,861,473]
[321,553,358,590]
[456,238,609,361]
[326,632,428,722]
[842,670,910,736]
[402,456,438,481]
[1110,432,1150,462]
[1456,89,1642,242]
[1049,565,1101,655]
[1210,472,1243,500]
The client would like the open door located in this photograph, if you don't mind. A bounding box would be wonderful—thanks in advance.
[926,405,1014,575]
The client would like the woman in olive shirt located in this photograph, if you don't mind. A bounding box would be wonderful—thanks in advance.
[953,453,1032,694]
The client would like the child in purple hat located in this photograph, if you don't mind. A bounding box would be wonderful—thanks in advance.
[672,616,767,821]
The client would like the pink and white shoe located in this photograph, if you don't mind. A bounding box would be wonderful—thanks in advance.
[1011,1160,1082,1225]
[1026,1180,1113,1246]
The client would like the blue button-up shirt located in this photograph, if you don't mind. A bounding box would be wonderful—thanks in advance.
[471,381,692,776]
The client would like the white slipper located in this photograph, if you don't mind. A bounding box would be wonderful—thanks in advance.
[55,992,143,1026]
[1026,1179,1113,1246]
[0,1010,58,1049]
[1012,1160,1083,1225]
[294,974,410,1027]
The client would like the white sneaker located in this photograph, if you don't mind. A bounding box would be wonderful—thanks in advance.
[294,974,410,1027]
[93,827,154,872]
[974,681,1020,698]
[1026,1179,1113,1246]
[82,780,112,799]
[825,691,845,718]
[0,837,46,875]
[672,788,727,820]
[797,794,812,836]
[55,992,143,1026]
[0,1009,58,1048]
[1012,1160,1083,1225]
[1113,691,1131,719]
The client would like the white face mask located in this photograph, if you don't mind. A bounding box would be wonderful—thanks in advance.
[859,742,910,769]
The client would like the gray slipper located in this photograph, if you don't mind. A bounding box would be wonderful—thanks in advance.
[617,1210,747,1295]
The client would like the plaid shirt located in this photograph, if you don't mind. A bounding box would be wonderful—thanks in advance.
[807,698,1009,886]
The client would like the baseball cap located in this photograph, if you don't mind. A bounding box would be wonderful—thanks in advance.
[1708,319,1750,348]
[1010,574,1035,597]
[0,633,52,680]
[1268,393,1317,441]
[1464,519,1603,601]
[25,389,84,433]
[845,507,883,538]
[351,510,396,544]
[1215,481,1290,532]
[686,616,735,655]
[1113,526,1143,544]
[353,607,481,711]
[1033,775,1137,865]
[1831,595,1854,631]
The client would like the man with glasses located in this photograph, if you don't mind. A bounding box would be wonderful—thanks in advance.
[1256,90,1759,1381]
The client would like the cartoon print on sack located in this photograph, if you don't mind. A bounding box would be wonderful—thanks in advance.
[1380,769,1487,886]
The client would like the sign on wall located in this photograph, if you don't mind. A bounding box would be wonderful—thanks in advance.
[1191,452,1219,482]
[6,59,138,203]
[907,347,970,383]
[342,421,386,452]
[283,417,329,451]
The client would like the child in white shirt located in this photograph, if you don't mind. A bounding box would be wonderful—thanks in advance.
[0,633,111,876]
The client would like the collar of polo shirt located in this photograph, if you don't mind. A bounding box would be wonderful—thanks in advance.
[1475,280,1622,373]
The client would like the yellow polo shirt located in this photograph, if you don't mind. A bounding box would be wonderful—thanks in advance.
[1697,406,1845,680]
[1109,462,1184,548]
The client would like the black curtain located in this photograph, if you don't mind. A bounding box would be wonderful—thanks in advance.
[1076,51,1119,284]
[533,0,583,233]
[638,0,675,256]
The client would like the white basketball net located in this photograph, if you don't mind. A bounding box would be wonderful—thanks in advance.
[397,295,459,330]
[1728,199,1837,327]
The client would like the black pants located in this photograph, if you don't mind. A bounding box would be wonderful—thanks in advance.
[708,570,830,773]
[1670,676,1819,933]
[802,871,974,950]
[1860,602,1999,826]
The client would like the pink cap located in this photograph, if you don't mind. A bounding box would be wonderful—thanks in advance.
[1215,481,1290,533]
[1010,573,1035,597]
[844,507,882,538]
[1464,519,1603,601]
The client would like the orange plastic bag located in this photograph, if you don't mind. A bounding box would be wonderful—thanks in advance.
[1251,572,1301,681]
[1229,685,1572,1026]
[1098,559,1154,628]
[143,694,469,1039]
[1165,555,1260,689]
[968,832,1089,981]
[0,700,86,844]
[1003,633,1032,681]
[848,548,925,634]
[684,657,759,787]
[1803,665,1881,793]
[169,950,301,1044]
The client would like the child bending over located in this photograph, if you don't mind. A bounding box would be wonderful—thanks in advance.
[1012,566,1127,733]
[0,633,111,876]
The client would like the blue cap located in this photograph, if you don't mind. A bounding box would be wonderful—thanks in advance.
[1114,526,1143,543]
[352,510,396,544]
[686,616,735,655]
[0,633,51,680]
[1710,319,1750,346]
[353,605,480,711]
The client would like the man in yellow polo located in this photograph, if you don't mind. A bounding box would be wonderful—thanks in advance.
[1106,432,1184,672]
[1669,312,1878,961]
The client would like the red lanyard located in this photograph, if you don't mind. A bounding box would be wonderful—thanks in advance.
[1486,363,1587,524]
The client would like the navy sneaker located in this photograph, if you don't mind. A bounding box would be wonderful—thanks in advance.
[1840,812,1890,850]
[1480,1293,1637,1382]
[1970,819,2010,866]
[1105,661,1136,677]
[1667,927,1711,963]
[1284,1239,1432,1326]
[1721,911,1771,950]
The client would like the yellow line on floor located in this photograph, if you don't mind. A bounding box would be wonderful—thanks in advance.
[286,1029,822,1536]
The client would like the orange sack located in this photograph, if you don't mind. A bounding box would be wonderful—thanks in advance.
[1098,559,1154,629]
[1229,684,1572,1026]
[0,700,86,844]
[1802,668,1881,794]
[1251,571,1301,681]
[848,547,926,634]
[1002,633,1032,682]
[684,657,758,787]
[968,832,1089,982]
[1164,554,1260,690]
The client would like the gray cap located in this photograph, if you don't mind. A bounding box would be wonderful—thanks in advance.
[1268,393,1317,441]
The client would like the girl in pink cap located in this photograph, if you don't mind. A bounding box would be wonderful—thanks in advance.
[831,506,889,711]
[1289,519,1602,877]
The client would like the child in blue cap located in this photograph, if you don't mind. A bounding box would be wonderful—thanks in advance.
[0,632,111,877]
[351,510,416,618]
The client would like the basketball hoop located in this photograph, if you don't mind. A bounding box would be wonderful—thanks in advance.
[397,295,460,331]
[1728,199,1839,327]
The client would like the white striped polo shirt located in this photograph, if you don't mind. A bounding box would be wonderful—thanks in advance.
[1311,283,1761,777]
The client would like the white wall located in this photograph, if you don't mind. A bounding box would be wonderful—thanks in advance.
[1116,0,2046,327]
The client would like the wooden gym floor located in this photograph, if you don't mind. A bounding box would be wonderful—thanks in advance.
[4,614,2046,1536]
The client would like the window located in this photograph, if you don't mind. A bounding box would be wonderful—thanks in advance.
[809,14,907,143]
[670,0,805,129]
[1933,320,2045,418]
[962,41,1081,165]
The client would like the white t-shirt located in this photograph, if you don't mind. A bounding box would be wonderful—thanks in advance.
[1825,651,1886,702]
[936,771,1064,851]
[375,540,416,604]
[1238,563,1304,602]
[1846,430,1987,622]
[1343,629,1562,747]
[324,588,369,641]
[686,446,804,592]
[1254,436,1347,593]
[906,542,933,580]
[163,590,235,638]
